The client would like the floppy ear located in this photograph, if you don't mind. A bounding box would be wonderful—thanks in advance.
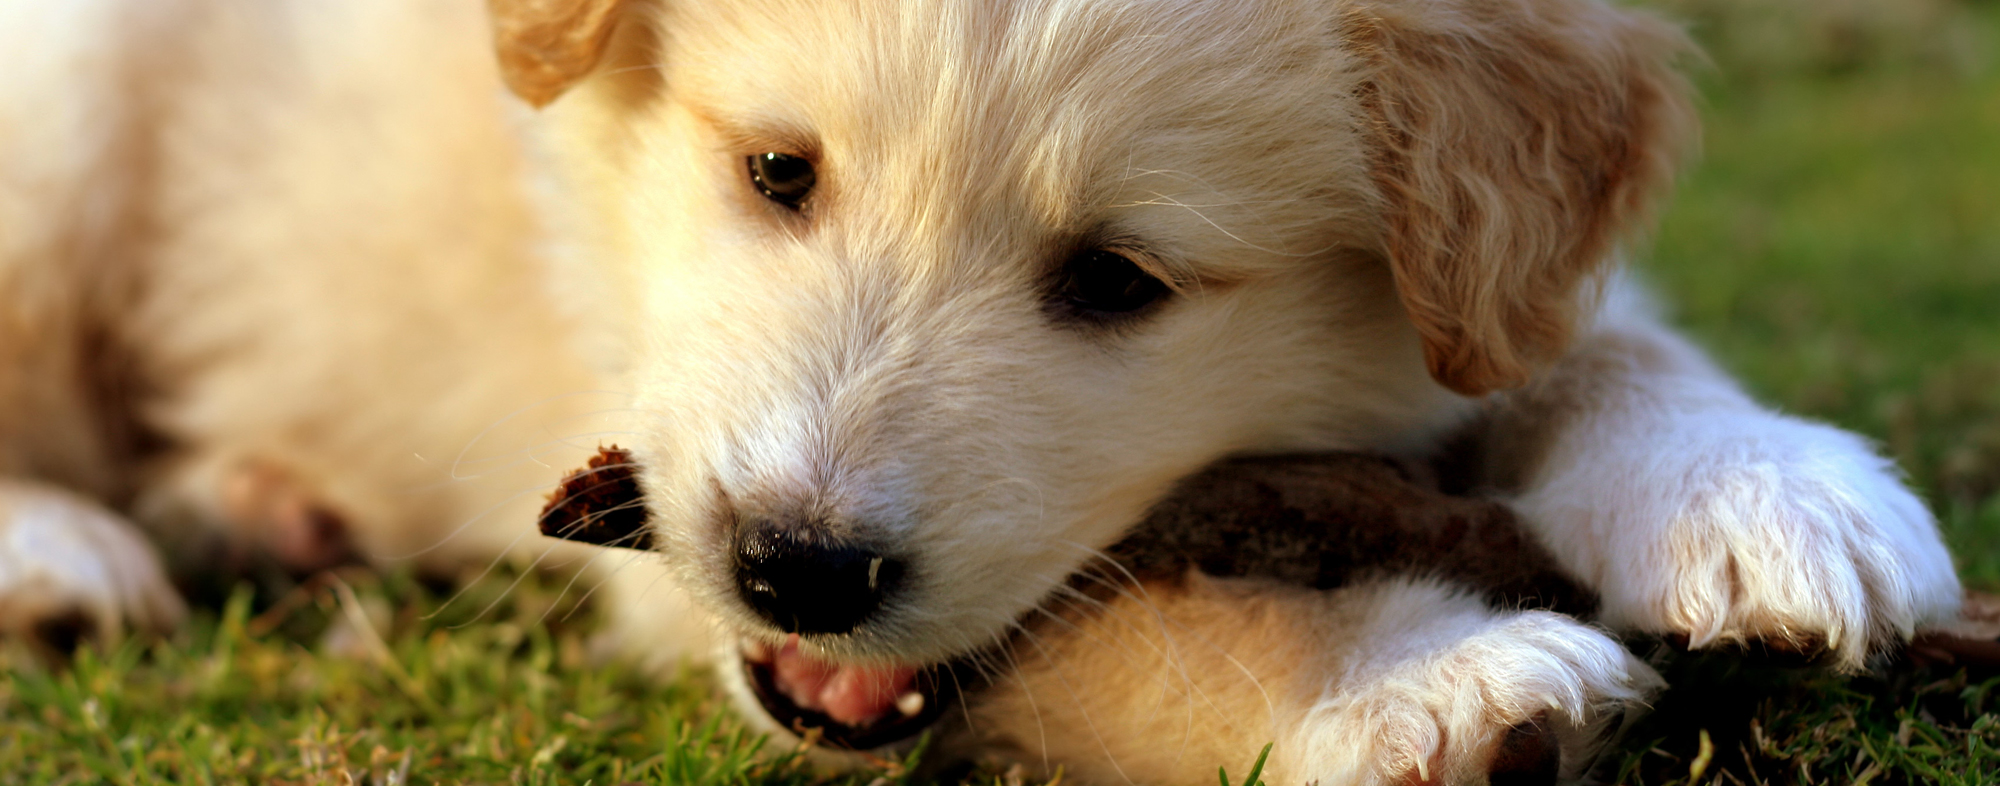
[1351,0,1696,395]
[487,0,629,107]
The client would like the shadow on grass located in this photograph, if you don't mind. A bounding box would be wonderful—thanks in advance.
[1612,643,2000,785]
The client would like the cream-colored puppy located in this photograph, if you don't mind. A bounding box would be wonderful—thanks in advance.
[0,0,619,630]
[0,0,1962,783]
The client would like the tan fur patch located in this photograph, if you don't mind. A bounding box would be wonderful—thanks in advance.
[1352,0,1698,394]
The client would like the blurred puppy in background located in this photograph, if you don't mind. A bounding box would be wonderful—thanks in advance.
[0,0,1962,783]
[0,0,613,634]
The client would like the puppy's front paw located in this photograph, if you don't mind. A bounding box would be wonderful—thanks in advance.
[0,480,185,643]
[1523,415,1962,669]
[1298,605,1658,786]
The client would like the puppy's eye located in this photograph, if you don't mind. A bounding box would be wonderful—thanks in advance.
[748,153,815,208]
[1054,249,1171,317]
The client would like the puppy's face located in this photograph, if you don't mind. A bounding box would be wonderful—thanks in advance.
[503,0,1690,744]
[618,0,1464,662]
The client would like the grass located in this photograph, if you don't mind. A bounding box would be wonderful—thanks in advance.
[1611,1,2000,783]
[0,570,907,786]
[1641,0,2000,592]
[6,1,2000,783]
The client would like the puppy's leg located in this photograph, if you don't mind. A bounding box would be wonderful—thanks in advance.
[135,453,364,582]
[1485,280,1961,668]
[0,479,185,643]
[964,574,1654,786]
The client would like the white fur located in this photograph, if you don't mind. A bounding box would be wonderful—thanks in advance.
[1492,278,1961,670]
[1292,579,1658,785]
[0,481,184,640]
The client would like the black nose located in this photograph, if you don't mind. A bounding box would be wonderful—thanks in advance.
[733,519,904,635]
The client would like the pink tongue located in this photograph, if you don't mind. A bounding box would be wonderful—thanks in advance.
[770,637,917,727]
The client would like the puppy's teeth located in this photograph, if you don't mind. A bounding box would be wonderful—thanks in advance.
[741,638,772,662]
[896,691,925,717]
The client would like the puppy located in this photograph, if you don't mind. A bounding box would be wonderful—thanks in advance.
[0,0,617,631]
[0,0,1963,783]
[504,0,1963,780]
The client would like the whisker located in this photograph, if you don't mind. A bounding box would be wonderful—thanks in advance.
[557,540,674,626]
[1013,626,1138,785]
[445,389,637,482]
[995,621,1052,775]
[391,478,564,563]
[1033,593,1182,705]
[544,542,663,626]
[1038,585,1219,757]
[421,475,648,622]
[601,62,668,77]
[1059,550,1280,735]
[1056,546,1282,756]
[444,537,576,629]
[436,430,643,482]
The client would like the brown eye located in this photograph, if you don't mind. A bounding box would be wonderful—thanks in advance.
[1053,249,1171,318]
[748,153,814,208]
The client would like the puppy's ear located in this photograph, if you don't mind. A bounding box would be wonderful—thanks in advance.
[487,0,629,107]
[1352,0,1696,395]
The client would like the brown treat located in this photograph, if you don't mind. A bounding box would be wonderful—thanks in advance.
[540,445,653,550]
[1106,453,1597,615]
[1906,589,2000,674]
[535,449,1591,612]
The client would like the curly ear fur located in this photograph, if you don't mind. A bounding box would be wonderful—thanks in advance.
[487,0,628,107]
[1351,0,1697,395]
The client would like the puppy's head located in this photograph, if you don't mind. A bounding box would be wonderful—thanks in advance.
[495,0,1692,745]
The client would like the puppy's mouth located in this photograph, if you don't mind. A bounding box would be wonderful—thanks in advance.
[539,447,970,749]
[739,636,958,750]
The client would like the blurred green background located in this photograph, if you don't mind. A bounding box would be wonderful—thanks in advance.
[1638,0,2000,589]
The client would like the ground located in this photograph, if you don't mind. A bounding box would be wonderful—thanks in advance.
[3,0,1998,783]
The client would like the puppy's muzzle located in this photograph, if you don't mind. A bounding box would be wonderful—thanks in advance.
[733,518,906,635]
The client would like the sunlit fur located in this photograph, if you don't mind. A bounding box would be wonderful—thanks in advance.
[0,0,625,619]
[0,0,1964,782]
[962,574,1659,786]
